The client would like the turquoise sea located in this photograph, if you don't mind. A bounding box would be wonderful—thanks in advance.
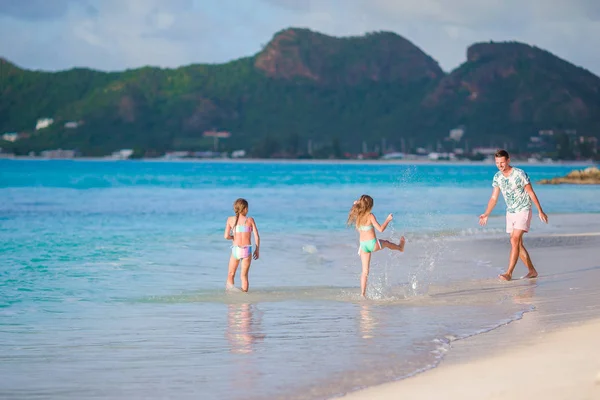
[1,159,599,399]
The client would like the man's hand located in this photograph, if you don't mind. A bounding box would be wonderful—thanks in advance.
[539,211,548,224]
[479,214,489,226]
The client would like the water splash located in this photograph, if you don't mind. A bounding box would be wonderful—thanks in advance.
[302,244,318,254]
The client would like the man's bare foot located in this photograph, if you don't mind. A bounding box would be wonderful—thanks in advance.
[524,271,538,279]
[399,236,406,252]
[498,273,512,281]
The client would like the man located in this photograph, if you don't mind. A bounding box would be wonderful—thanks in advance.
[479,149,548,281]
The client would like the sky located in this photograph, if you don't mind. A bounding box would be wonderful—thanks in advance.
[1,0,599,76]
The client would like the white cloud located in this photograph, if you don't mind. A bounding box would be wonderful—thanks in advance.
[0,0,599,75]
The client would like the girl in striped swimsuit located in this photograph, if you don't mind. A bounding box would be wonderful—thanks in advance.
[224,198,260,292]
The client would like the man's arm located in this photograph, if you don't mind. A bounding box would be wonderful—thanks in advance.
[524,184,548,223]
[479,187,500,226]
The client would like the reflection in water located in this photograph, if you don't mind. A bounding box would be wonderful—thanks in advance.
[359,303,378,339]
[226,303,265,395]
[226,303,264,354]
[514,280,537,305]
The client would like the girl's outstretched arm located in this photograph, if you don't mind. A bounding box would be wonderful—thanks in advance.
[251,218,260,260]
[224,217,234,240]
[371,213,393,232]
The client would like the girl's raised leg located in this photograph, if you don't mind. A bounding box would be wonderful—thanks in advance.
[380,236,405,252]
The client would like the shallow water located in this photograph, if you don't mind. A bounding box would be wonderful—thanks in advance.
[1,159,599,399]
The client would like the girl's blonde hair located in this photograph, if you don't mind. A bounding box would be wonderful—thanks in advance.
[347,194,374,226]
[233,198,249,227]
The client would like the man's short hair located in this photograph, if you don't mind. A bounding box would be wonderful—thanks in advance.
[494,149,510,159]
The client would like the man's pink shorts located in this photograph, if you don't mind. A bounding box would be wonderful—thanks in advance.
[506,209,532,233]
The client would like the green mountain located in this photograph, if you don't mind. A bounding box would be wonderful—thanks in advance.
[1,28,599,157]
[420,42,600,144]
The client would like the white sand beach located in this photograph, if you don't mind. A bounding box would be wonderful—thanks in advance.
[342,318,600,400]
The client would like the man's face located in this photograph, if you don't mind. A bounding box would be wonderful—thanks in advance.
[495,156,509,172]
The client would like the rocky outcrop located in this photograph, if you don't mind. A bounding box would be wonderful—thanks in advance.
[0,57,24,77]
[254,28,444,85]
[538,167,600,184]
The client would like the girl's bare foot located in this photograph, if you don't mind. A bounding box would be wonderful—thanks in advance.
[399,236,406,252]
[498,273,512,281]
[226,283,241,292]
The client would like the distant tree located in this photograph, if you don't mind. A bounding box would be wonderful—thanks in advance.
[251,135,280,158]
[555,133,575,160]
[287,132,300,156]
[578,140,596,159]
[331,136,343,159]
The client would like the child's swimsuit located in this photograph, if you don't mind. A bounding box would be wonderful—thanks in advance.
[232,245,252,260]
[357,224,380,254]
[232,216,253,260]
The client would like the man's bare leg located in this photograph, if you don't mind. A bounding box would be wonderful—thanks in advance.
[380,236,406,252]
[500,229,525,281]
[360,252,371,298]
[519,242,538,278]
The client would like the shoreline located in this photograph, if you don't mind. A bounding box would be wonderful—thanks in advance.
[340,316,600,399]
[1,155,597,167]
